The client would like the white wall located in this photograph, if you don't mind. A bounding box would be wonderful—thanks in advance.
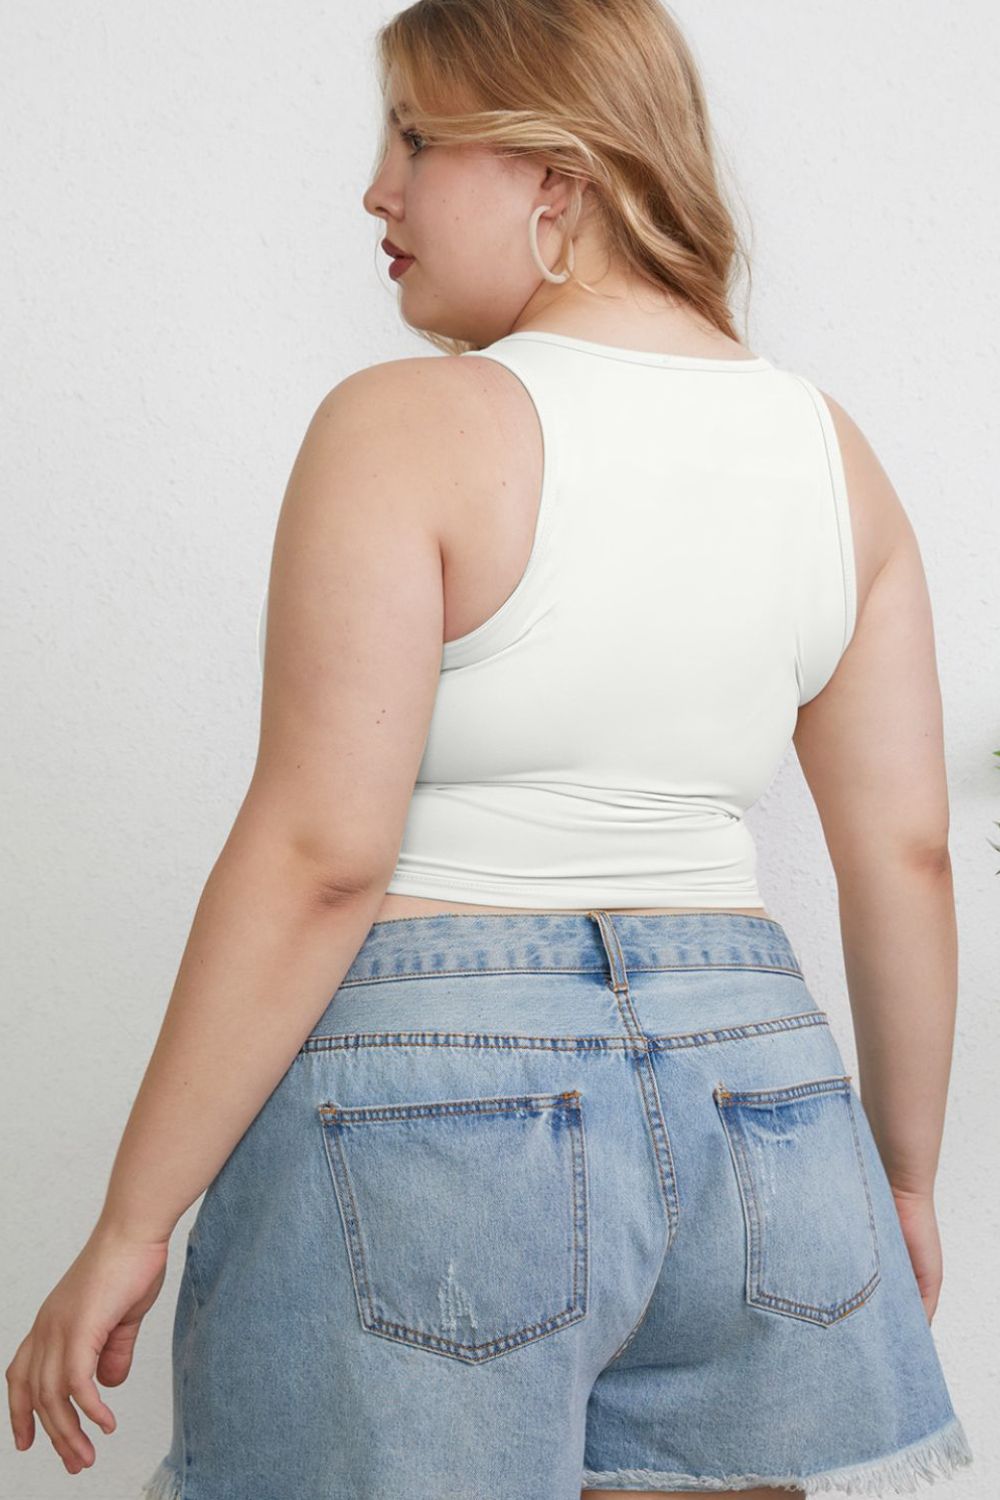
[2,2,996,1495]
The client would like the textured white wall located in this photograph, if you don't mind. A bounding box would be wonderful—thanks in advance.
[3,3,996,1495]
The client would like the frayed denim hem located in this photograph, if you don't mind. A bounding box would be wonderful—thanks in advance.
[581,1412,974,1495]
[138,1456,182,1500]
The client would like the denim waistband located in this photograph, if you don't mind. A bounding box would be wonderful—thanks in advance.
[342,911,802,987]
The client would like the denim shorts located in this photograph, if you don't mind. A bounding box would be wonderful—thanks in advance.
[140,911,973,1499]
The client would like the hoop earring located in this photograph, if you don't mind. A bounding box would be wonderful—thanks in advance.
[528,204,575,284]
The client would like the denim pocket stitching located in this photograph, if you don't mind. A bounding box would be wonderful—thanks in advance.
[318,1090,589,1363]
[714,1074,881,1325]
[716,1074,851,1106]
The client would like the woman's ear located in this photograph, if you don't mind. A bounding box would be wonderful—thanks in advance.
[538,169,589,223]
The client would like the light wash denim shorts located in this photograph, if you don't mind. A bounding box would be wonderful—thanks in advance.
[140,911,973,1499]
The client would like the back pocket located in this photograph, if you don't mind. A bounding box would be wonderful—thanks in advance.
[318,1089,589,1363]
[713,1074,880,1326]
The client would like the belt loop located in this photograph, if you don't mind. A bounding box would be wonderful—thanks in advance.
[587,910,629,993]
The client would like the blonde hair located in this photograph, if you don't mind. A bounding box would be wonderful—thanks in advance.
[371,0,754,356]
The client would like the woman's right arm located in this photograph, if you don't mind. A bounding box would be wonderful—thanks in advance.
[792,396,956,1316]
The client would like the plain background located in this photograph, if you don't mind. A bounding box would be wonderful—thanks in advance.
[2,3,997,1496]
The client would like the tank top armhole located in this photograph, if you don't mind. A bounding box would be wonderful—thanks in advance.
[790,374,859,704]
[439,348,561,670]
[794,375,858,649]
[254,349,559,679]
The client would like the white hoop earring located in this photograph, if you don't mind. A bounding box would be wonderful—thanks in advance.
[528,204,575,284]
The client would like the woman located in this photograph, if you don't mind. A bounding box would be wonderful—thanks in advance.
[6,1,974,1496]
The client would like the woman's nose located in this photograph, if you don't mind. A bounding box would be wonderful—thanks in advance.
[363,162,401,222]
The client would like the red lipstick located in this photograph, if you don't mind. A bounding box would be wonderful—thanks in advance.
[382,236,415,280]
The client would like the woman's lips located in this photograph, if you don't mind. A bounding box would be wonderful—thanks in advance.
[382,237,415,280]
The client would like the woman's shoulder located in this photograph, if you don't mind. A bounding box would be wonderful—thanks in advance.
[299,353,517,534]
[331,348,508,398]
[314,350,515,440]
[812,386,914,613]
[330,347,532,450]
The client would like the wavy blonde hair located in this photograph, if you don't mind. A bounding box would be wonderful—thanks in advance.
[371,0,754,356]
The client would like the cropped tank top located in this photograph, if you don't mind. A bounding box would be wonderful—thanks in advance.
[256,330,857,909]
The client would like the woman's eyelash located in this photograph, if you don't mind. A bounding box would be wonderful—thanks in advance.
[400,128,427,155]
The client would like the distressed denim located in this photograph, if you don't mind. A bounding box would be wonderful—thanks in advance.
[140,911,973,1499]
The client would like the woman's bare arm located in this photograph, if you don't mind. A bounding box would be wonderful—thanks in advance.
[96,356,477,1242]
[793,395,955,1198]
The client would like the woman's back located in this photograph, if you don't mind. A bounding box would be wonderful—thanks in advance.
[259,324,904,921]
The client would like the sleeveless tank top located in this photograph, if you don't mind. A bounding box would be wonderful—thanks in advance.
[256,330,857,909]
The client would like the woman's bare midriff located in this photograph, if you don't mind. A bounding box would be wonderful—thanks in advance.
[372,893,771,924]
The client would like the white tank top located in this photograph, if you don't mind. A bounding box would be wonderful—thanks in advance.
[257,330,857,909]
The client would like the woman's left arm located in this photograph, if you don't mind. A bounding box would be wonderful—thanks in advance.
[5,355,478,1476]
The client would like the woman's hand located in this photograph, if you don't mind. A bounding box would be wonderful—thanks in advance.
[891,1186,943,1324]
[5,1223,169,1474]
